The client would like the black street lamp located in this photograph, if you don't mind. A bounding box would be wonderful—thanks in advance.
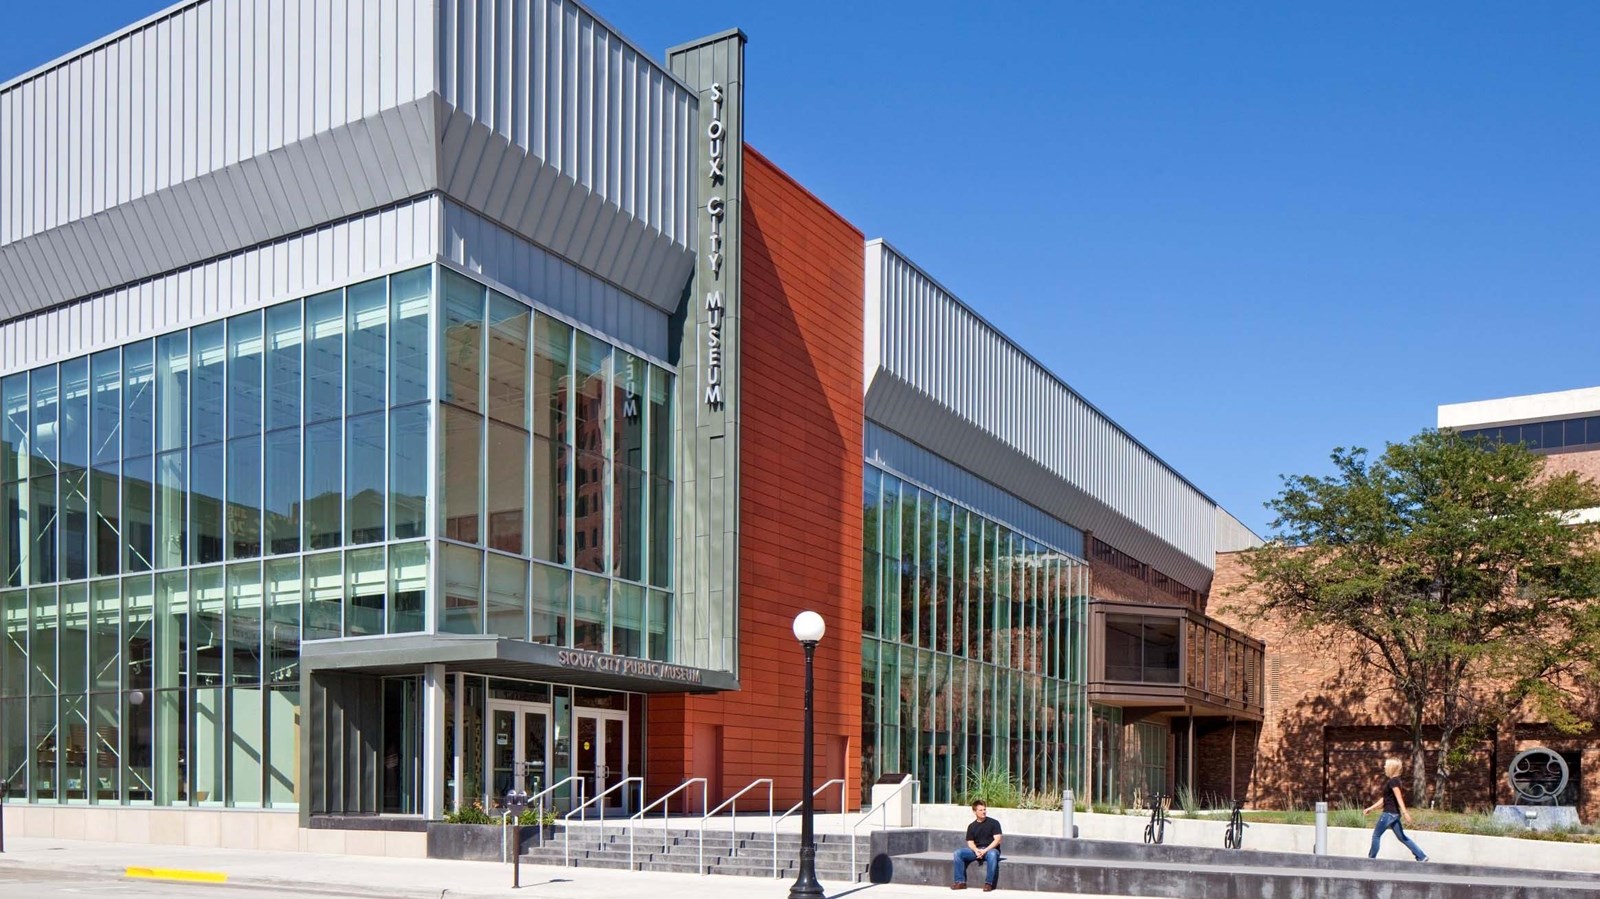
[789,611,826,899]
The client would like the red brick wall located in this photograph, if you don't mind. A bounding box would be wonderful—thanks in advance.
[1211,551,1600,816]
[646,147,866,812]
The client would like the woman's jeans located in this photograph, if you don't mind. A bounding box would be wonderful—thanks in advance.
[953,847,1000,885]
[1368,812,1426,860]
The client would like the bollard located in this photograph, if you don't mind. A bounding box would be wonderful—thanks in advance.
[1063,790,1075,839]
[0,779,9,853]
[1313,801,1328,855]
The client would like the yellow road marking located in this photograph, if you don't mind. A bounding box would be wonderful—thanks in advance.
[124,866,229,884]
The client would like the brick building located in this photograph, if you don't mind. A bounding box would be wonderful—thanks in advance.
[1209,385,1600,821]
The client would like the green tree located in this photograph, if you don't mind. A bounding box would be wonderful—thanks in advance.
[1240,429,1600,807]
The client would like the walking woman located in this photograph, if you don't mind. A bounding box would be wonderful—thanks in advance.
[1363,758,1428,861]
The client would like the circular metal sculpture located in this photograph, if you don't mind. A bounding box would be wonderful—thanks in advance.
[1507,747,1569,805]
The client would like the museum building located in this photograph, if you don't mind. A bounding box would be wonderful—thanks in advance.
[0,0,1263,849]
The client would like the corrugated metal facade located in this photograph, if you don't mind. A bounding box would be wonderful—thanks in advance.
[864,239,1221,588]
[0,195,438,368]
[0,0,697,328]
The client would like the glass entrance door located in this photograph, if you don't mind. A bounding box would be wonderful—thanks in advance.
[575,709,628,813]
[487,701,551,805]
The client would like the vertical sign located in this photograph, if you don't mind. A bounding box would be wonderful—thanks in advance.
[667,30,746,674]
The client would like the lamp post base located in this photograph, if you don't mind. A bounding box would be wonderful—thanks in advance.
[787,850,826,899]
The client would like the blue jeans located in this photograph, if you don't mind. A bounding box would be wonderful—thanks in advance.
[953,847,1000,885]
[1368,812,1426,860]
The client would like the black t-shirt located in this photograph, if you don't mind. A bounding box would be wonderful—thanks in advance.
[1381,777,1403,815]
[966,817,1002,848]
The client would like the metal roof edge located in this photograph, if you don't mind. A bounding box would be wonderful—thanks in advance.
[0,0,204,94]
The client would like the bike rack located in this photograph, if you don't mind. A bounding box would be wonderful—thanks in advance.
[698,778,775,877]
[848,776,918,882]
[563,776,642,867]
[628,777,708,872]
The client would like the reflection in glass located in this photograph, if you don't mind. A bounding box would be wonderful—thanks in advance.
[441,271,485,412]
[573,573,607,652]
[487,293,529,428]
[486,553,528,640]
[441,544,482,635]
[388,542,427,634]
[389,405,427,540]
[346,412,385,545]
[227,312,263,437]
[530,563,568,645]
[440,407,481,544]
[345,547,385,637]
[305,290,344,424]
[390,269,431,406]
[303,551,342,641]
[486,422,526,555]
[346,277,387,416]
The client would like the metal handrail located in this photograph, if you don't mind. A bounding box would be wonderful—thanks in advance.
[776,777,848,835]
[849,776,919,882]
[563,776,643,867]
[699,778,775,877]
[628,777,708,872]
[526,775,587,851]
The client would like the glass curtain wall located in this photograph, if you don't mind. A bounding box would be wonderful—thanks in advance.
[434,270,674,658]
[0,266,433,807]
[861,464,1090,804]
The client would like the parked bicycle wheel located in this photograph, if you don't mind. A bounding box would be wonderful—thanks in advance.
[1143,822,1155,844]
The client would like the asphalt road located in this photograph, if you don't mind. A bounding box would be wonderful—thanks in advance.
[0,867,391,898]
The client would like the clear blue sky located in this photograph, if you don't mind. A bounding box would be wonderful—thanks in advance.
[6,2,1599,537]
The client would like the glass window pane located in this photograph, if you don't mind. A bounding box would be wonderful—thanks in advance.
[123,455,153,573]
[531,435,566,565]
[390,267,431,406]
[227,311,263,437]
[487,292,529,428]
[305,290,344,424]
[346,412,385,544]
[440,407,482,544]
[156,333,188,452]
[226,436,262,559]
[486,422,526,555]
[228,562,263,686]
[122,574,153,802]
[530,563,568,645]
[27,366,57,474]
[649,477,671,589]
[441,544,482,635]
[574,333,609,455]
[612,582,643,658]
[266,685,299,807]
[614,352,644,468]
[191,323,225,445]
[574,448,606,573]
[123,341,154,458]
[303,551,342,641]
[59,359,89,471]
[264,430,300,555]
[345,547,385,637]
[486,553,528,640]
[304,421,342,550]
[265,557,301,684]
[389,404,427,540]
[90,350,120,469]
[229,683,263,807]
[441,271,485,412]
[31,473,57,584]
[2,373,28,483]
[347,277,388,416]
[533,315,570,442]
[155,451,186,569]
[573,573,606,652]
[616,464,644,582]
[647,590,671,661]
[388,542,427,634]
[58,583,87,694]
[191,442,223,565]
[265,301,302,432]
[647,366,671,477]
[90,466,119,579]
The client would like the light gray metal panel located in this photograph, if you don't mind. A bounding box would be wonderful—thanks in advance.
[438,198,670,361]
[865,372,1215,591]
[666,30,743,674]
[867,422,1086,559]
[0,0,435,246]
[435,0,696,288]
[0,97,438,322]
[0,196,439,374]
[864,239,1220,580]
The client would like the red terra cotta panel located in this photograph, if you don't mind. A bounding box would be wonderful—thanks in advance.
[646,147,866,811]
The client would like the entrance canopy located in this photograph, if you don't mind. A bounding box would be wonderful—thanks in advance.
[303,635,739,694]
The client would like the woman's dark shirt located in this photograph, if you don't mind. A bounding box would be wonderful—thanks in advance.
[1381,776,1403,815]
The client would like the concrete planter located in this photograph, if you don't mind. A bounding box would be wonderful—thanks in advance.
[425,822,551,861]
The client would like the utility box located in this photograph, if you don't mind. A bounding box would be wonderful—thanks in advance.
[871,773,914,827]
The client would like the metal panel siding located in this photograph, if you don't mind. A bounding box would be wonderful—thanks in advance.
[865,240,1218,574]
[437,0,694,252]
[0,196,438,374]
[0,0,434,248]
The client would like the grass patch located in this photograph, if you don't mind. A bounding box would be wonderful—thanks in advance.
[1241,806,1600,844]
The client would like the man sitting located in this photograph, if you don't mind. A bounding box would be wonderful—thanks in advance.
[952,800,1002,891]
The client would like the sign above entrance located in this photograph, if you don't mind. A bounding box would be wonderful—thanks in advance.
[555,649,705,686]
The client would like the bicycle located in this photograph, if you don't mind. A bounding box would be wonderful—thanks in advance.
[1223,798,1247,849]
[1142,793,1168,845]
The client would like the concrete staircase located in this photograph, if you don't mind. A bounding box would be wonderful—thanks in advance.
[872,830,1600,898]
[523,823,871,882]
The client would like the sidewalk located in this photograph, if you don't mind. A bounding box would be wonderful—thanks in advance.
[0,836,1133,899]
